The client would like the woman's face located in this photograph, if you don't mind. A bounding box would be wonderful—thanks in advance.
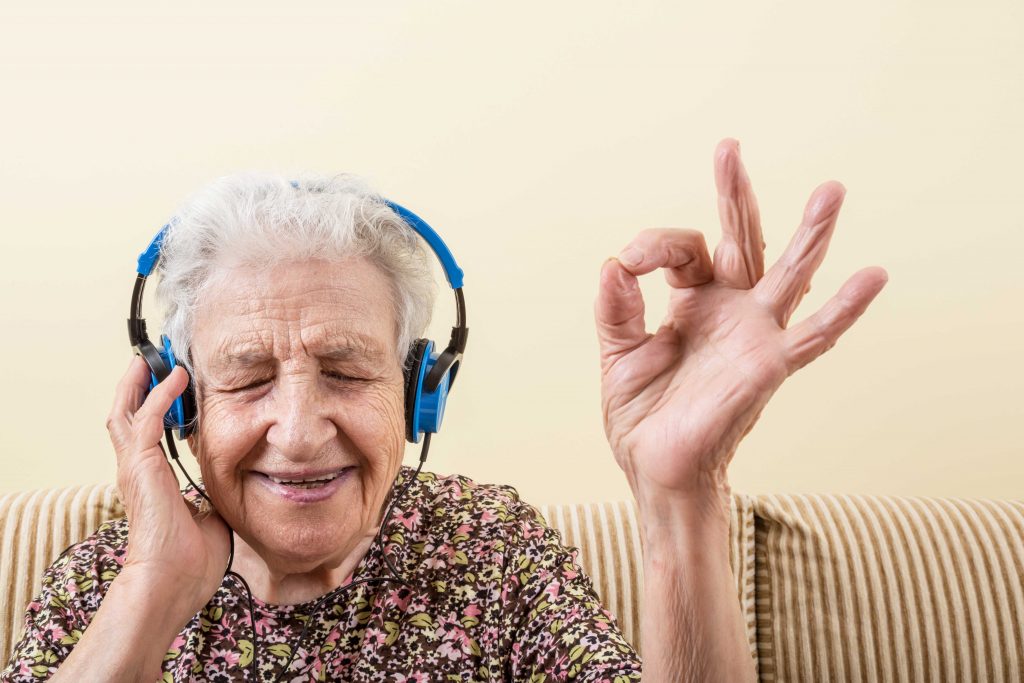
[187,256,406,574]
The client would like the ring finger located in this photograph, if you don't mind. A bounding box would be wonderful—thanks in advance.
[753,180,846,327]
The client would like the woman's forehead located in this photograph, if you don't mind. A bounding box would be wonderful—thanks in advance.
[192,258,398,363]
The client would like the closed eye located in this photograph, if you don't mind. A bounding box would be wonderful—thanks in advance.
[232,378,272,392]
[227,372,366,393]
[322,370,365,383]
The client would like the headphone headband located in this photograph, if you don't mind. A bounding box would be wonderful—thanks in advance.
[381,200,464,289]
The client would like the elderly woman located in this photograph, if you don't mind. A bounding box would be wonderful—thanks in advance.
[2,138,887,682]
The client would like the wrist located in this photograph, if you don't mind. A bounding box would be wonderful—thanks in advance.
[116,564,210,627]
[628,473,732,540]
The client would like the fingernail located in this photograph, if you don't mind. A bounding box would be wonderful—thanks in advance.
[619,247,643,267]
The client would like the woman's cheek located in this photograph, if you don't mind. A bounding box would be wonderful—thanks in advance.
[365,383,405,463]
[348,384,405,492]
[195,396,254,500]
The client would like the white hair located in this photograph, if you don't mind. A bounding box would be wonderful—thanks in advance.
[153,172,438,378]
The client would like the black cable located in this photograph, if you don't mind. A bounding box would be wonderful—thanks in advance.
[163,429,432,682]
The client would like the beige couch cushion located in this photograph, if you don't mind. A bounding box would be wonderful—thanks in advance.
[1,485,123,664]
[753,494,1024,682]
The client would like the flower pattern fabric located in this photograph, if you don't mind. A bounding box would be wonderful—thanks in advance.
[3,468,642,681]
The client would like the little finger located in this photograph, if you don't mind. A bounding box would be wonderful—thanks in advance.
[783,266,889,373]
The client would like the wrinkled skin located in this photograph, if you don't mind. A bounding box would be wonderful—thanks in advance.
[595,138,889,515]
[107,256,407,609]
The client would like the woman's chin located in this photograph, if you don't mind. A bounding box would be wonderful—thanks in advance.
[238,469,371,572]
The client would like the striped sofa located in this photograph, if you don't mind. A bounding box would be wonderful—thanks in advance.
[2,485,1022,681]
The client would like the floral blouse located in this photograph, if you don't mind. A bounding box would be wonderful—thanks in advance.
[3,468,642,681]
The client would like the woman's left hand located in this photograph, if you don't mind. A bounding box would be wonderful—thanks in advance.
[594,138,889,514]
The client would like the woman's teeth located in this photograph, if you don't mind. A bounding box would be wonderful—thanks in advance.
[267,472,341,488]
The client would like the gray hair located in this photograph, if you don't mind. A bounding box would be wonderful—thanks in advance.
[153,171,437,378]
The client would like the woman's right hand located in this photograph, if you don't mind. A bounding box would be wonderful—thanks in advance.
[105,355,229,618]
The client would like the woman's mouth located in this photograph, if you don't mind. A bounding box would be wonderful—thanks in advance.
[253,466,355,502]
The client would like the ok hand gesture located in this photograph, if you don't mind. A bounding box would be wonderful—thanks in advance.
[595,138,888,513]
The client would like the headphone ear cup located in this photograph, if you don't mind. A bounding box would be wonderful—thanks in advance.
[159,335,196,440]
[404,339,431,443]
[137,338,170,387]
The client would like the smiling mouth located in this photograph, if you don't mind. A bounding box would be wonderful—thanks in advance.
[261,467,353,489]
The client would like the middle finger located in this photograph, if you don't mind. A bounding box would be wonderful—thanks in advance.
[712,138,766,289]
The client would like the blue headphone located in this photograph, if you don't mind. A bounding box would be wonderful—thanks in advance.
[127,191,468,445]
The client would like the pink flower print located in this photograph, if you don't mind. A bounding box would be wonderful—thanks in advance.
[209,646,240,668]
[364,628,387,646]
[387,586,413,611]
[463,603,481,618]
[479,509,497,524]
[483,624,501,644]
[543,581,562,601]
[398,507,422,530]
[436,612,472,652]
[42,624,67,641]
[519,521,546,540]
[423,556,446,570]
[437,641,463,660]
[394,674,429,683]
[252,613,280,637]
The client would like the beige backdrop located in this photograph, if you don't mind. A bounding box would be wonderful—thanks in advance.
[0,1,1020,505]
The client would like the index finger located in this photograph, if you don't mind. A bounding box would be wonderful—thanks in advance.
[617,228,714,289]
[108,356,152,428]
[106,355,176,457]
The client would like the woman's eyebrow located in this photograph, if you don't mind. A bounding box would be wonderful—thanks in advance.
[212,338,385,369]
[211,350,273,370]
[317,342,385,363]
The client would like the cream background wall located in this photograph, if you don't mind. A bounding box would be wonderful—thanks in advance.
[0,1,1020,504]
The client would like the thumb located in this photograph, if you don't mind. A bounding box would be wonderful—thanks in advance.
[594,257,648,361]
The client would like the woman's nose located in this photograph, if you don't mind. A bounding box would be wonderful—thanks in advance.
[265,373,338,461]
